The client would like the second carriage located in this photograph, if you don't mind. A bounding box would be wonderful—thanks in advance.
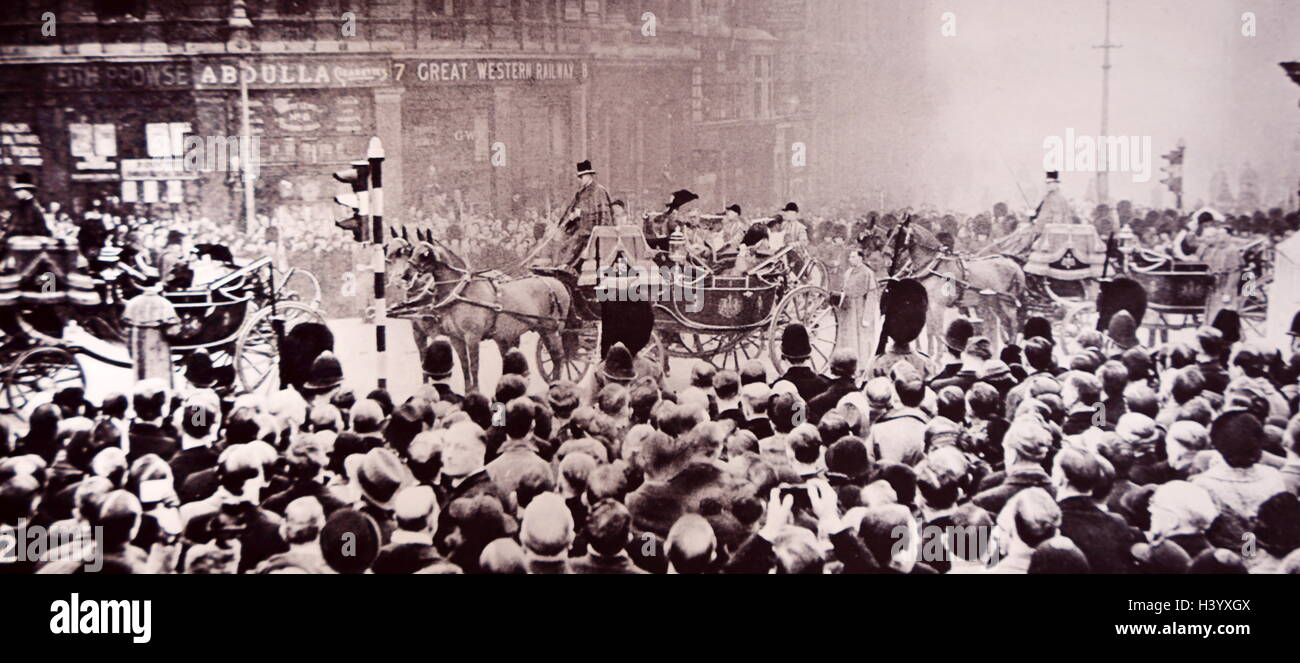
[0,237,326,416]
[534,226,840,382]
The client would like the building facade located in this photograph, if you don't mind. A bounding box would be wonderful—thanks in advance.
[0,0,871,225]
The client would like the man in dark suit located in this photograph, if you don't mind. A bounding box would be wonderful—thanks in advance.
[930,336,992,394]
[929,317,974,386]
[1053,447,1141,573]
[972,420,1055,514]
[771,323,829,402]
[806,349,860,424]
[423,336,464,405]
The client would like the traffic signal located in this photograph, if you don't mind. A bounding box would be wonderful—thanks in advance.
[332,160,369,241]
[1160,146,1184,195]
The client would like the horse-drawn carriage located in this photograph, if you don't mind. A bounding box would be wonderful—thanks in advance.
[388,224,838,387]
[536,225,839,380]
[1122,242,1271,343]
[0,237,325,416]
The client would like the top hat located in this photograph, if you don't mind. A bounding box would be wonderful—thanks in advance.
[576,160,595,177]
[780,323,813,361]
[601,342,637,383]
[1045,171,1060,183]
[10,173,35,191]
[423,336,455,380]
[304,351,345,392]
[725,204,742,216]
[666,189,699,212]
[1289,311,1300,337]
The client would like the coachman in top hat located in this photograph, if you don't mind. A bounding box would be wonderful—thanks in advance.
[552,160,614,272]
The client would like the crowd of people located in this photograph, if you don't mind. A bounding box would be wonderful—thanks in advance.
[4,297,1300,574]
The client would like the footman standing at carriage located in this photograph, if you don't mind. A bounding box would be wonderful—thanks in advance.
[122,268,181,388]
[552,160,614,274]
[833,249,881,371]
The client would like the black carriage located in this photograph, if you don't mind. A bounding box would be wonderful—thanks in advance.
[534,226,838,381]
[1,241,326,417]
[1124,244,1270,344]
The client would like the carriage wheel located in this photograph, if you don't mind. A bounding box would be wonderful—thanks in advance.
[4,347,84,419]
[535,326,598,383]
[768,285,839,375]
[234,302,327,394]
[666,331,730,359]
[275,267,323,311]
[718,330,766,373]
[800,258,829,290]
[535,327,665,383]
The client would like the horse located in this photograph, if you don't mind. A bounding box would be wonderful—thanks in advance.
[880,218,1025,355]
[386,227,572,391]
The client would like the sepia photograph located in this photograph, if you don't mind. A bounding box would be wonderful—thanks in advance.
[0,1,1297,643]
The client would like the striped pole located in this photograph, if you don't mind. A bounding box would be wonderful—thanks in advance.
[368,137,387,391]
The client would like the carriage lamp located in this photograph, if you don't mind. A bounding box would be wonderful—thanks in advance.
[668,228,686,263]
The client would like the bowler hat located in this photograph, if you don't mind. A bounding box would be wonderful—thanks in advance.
[780,323,813,361]
[726,204,742,216]
[944,317,975,355]
[357,447,409,510]
[321,509,381,574]
[303,351,344,391]
[783,202,799,213]
[423,336,455,380]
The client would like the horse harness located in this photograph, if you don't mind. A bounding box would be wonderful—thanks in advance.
[394,254,567,329]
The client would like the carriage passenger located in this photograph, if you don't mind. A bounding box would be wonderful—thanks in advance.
[728,223,772,276]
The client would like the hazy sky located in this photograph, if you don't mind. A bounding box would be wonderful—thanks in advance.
[844,0,1299,213]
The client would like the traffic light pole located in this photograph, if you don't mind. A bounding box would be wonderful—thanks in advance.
[368,137,387,391]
